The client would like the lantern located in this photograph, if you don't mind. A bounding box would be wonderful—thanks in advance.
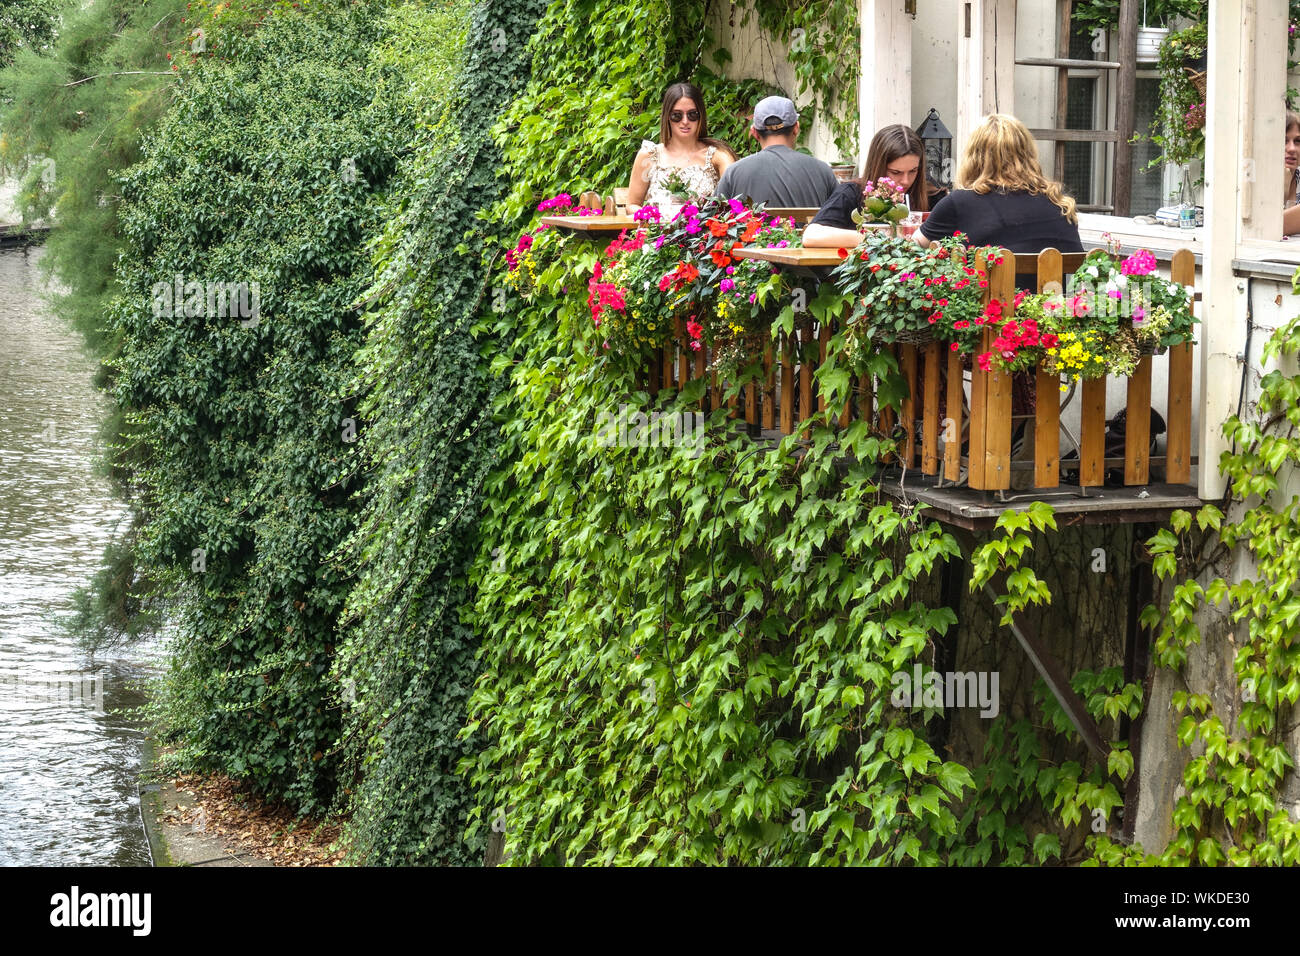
[917,108,952,189]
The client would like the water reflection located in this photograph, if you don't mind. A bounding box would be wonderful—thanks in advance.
[0,245,154,866]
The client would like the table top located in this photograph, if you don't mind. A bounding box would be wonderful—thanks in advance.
[539,214,638,233]
[732,245,848,267]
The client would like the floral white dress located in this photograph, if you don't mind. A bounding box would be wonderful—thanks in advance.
[639,140,720,207]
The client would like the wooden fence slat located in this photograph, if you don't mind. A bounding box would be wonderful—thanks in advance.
[900,344,918,467]
[984,249,1014,490]
[1035,367,1061,488]
[922,341,940,474]
[677,317,690,388]
[1080,376,1107,487]
[969,328,990,488]
[1036,248,1062,295]
[696,345,709,411]
[818,320,830,414]
[780,331,794,435]
[1034,249,1063,488]
[1165,343,1193,483]
[944,348,964,481]
[661,345,672,392]
[1166,249,1196,484]
[798,319,813,438]
[759,335,769,426]
[880,345,897,464]
[1125,355,1152,485]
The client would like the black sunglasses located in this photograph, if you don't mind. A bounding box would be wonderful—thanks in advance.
[669,109,701,123]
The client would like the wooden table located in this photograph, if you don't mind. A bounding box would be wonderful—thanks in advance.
[732,246,848,268]
[539,214,639,235]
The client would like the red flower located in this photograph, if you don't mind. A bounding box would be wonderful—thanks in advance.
[706,218,729,237]
[953,320,970,330]
[977,353,992,372]
[950,342,960,352]
[838,248,849,259]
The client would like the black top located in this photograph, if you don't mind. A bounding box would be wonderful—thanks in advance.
[919,188,1083,253]
[714,145,839,209]
[808,180,865,230]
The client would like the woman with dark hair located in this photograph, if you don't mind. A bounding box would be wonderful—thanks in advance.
[1283,111,1300,236]
[802,124,928,247]
[626,82,736,212]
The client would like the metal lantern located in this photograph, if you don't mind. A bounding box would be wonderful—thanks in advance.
[916,108,952,189]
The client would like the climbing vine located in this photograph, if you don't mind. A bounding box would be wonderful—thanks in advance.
[332,0,546,865]
[464,243,976,863]
[1086,302,1300,866]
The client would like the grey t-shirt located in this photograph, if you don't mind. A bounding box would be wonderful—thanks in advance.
[714,144,838,208]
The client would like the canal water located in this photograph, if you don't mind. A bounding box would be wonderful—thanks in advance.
[0,245,154,865]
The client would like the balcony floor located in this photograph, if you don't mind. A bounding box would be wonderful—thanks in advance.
[877,471,1203,531]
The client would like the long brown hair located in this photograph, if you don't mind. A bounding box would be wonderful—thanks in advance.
[855,125,928,212]
[958,113,1077,223]
[657,82,736,159]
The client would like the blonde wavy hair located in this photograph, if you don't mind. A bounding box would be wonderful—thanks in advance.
[957,114,1078,223]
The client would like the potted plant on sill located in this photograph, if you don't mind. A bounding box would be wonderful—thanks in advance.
[1069,0,1203,62]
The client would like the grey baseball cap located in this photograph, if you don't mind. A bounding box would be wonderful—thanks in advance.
[751,96,799,131]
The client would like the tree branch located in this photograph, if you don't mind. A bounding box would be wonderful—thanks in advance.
[63,71,175,88]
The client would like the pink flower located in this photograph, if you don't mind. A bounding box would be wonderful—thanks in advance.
[748,294,757,303]
[977,353,992,372]
[720,278,735,292]
[1133,306,1146,322]
[1120,250,1158,276]
[725,265,735,275]
[727,198,745,215]
[685,219,700,235]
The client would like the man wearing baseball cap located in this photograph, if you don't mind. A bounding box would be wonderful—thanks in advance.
[714,95,838,208]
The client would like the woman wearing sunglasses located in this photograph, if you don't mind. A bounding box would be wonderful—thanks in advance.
[627,82,736,212]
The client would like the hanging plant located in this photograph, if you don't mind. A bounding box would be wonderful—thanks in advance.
[1145,22,1206,173]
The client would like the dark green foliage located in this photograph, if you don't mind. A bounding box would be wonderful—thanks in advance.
[112,0,404,812]
[334,0,546,865]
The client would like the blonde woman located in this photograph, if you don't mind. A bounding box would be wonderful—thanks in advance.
[917,113,1082,254]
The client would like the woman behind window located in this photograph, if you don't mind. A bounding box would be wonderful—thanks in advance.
[917,113,1082,255]
[802,125,928,248]
[1283,111,1300,237]
[626,82,736,213]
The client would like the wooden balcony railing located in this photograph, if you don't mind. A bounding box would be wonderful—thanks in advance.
[644,247,1196,494]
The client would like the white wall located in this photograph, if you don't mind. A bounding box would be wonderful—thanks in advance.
[705,4,846,163]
